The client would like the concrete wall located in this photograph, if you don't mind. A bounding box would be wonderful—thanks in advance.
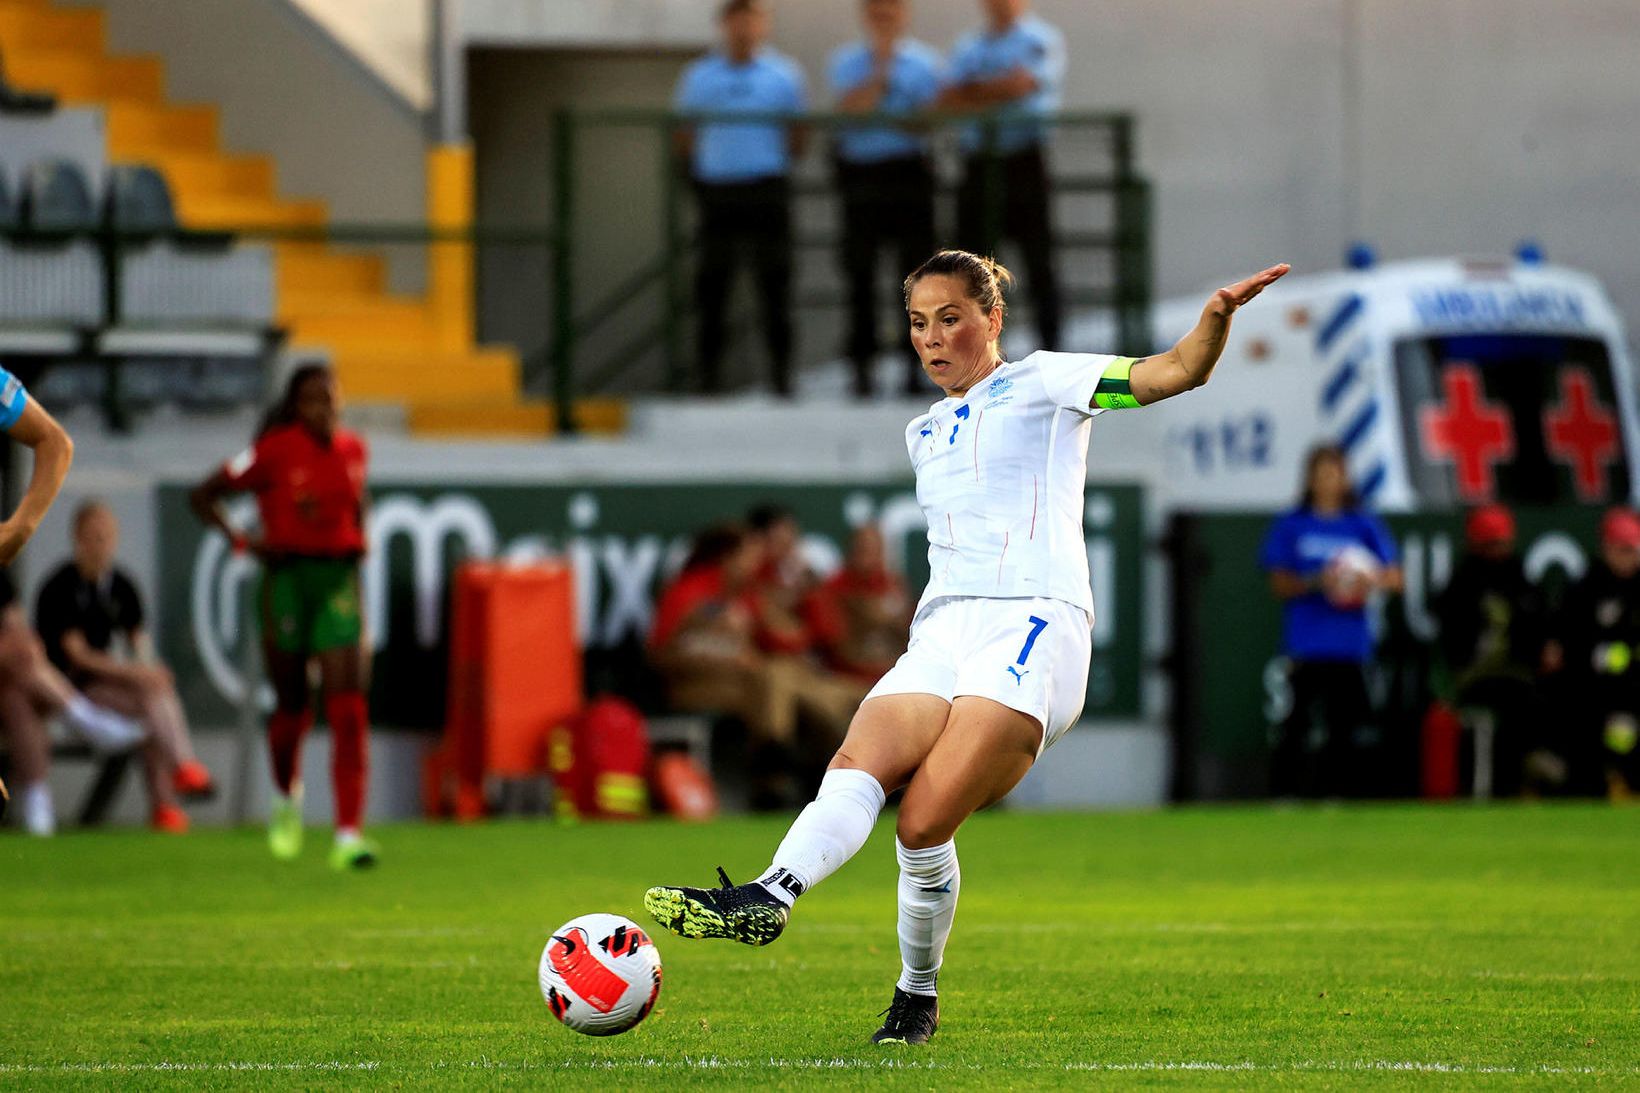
[457,0,1640,342]
[66,0,427,226]
[467,48,692,391]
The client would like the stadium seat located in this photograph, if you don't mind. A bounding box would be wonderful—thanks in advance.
[0,158,100,352]
[106,160,176,235]
[94,162,277,367]
[106,161,230,247]
[18,156,96,233]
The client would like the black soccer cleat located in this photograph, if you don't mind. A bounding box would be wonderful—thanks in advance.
[871,987,939,1045]
[643,866,790,947]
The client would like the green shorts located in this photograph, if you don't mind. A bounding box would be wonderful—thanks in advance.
[261,557,362,655]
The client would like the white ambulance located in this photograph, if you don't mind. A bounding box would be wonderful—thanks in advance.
[1081,250,1640,513]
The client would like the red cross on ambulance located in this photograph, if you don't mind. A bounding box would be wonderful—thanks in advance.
[1418,364,1515,502]
[1544,367,1619,501]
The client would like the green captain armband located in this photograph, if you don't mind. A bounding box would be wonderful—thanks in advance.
[1092,357,1142,410]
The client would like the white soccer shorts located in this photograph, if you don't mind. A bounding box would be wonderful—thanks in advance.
[864,595,1092,755]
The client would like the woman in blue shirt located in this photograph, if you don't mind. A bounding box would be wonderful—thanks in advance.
[1259,445,1402,797]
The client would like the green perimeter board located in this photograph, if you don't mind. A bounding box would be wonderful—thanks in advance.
[156,481,1143,727]
[1178,506,1603,788]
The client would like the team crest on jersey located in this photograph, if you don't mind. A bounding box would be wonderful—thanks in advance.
[985,374,1015,408]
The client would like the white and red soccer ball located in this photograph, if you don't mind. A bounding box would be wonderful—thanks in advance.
[538,913,663,1036]
[1324,544,1382,609]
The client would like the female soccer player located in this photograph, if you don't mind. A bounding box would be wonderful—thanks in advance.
[0,364,78,822]
[645,249,1288,1043]
[190,364,376,869]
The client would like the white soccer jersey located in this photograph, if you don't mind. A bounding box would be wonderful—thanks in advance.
[905,350,1120,618]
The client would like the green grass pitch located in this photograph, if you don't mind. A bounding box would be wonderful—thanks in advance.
[4,804,1638,1089]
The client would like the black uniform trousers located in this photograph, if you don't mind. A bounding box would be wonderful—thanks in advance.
[693,177,793,395]
[1272,660,1373,799]
[955,143,1062,352]
[835,155,936,397]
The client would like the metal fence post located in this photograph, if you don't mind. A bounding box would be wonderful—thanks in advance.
[550,109,577,435]
[660,115,686,393]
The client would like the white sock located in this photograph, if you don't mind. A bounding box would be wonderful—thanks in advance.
[335,826,361,844]
[21,781,55,837]
[63,694,146,753]
[895,838,960,997]
[756,768,886,906]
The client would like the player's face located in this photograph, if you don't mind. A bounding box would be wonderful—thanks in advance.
[73,508,118,575]
[296,374,340,437]
[864,0,907,38]
[907,274,1003,396]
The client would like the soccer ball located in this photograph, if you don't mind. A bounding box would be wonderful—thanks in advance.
[538,913,663,1036]
[1324,544,1381,609]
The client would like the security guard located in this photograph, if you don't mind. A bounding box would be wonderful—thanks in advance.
[673,0,809,395]
[941,0,1066,351]
[828,0,944,397]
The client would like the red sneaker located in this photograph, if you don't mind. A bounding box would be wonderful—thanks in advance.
[173,761,216,800]
[151,803,190,834]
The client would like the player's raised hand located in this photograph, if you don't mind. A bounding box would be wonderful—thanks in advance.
[1208,263,1290,317]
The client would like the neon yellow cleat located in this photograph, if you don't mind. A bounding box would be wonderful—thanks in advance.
[268,788,303,861]
[329,834,379,871]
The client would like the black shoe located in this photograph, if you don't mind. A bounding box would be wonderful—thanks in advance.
[643,866,790,947]
[871,986,939,1044]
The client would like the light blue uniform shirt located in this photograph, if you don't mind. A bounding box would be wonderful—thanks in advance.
[827,39,945,165]
[673,48,808,184]
[948,14,1065,154]
[0,366,28,431]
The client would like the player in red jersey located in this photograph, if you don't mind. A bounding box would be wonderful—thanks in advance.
[191,364,377,869]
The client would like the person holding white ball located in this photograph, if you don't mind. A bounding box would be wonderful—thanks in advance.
[1261,445,1402,798]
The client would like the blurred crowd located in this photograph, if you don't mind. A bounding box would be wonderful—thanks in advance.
[648,505,911,808]
[1263,446,1640,803]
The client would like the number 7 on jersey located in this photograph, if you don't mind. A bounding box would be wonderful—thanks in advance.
[1015,615,1049,666]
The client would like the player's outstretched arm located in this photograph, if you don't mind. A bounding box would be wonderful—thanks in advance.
[1128,263,1290,406]
[0,399,74,564]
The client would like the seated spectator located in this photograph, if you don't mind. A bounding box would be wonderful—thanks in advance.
[33,501,214,828]
[650,522,864,807]
[745,502,817,657]
[805,523,911,683]
[1544,507,1640,800]
[1431,505,1554,796]
[0,566,150,836]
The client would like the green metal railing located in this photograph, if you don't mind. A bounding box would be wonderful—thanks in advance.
[551,107,1152,407]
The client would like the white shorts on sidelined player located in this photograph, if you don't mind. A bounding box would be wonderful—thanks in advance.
[864,595,1093,755]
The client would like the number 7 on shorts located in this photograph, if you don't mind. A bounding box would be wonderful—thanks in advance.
[1015,615,1049,666]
